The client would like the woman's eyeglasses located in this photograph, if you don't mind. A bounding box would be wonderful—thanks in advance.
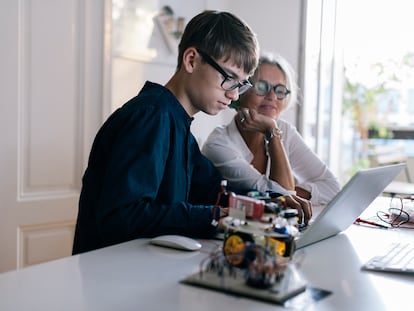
[196,49,252,95]
[375,195,414,228]
[253,80,291,100]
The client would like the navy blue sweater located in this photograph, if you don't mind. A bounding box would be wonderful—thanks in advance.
[73,82,222,254]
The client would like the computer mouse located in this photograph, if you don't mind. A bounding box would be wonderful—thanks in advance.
[149,235,202,251]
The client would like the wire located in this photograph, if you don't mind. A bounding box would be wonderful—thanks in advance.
[360,195,414,229]
[375,206,413,229]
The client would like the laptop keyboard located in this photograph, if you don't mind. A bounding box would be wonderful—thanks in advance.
[362,242,414,273]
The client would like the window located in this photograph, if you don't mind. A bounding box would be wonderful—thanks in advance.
[303,0,414,183]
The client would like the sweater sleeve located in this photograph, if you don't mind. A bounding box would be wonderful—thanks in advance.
[280,120,341,205]
[90,105,216,247]
[202,121,294,195]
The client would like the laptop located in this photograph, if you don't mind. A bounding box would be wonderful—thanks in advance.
[295,163,406,249]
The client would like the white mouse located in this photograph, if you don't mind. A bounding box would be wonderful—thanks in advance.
[149,235,202,251]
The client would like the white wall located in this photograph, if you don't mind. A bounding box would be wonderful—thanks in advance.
[228,1,303,92]
[110,0,304,146]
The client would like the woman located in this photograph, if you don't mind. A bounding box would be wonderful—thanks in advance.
[202,53,340,205]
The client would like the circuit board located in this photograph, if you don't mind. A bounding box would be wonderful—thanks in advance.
[182,264,307,304]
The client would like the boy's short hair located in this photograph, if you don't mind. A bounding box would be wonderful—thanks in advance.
[177,10,259,76]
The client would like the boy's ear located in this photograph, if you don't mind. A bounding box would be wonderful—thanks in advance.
[182,48,197,73]
[229,99,241,110]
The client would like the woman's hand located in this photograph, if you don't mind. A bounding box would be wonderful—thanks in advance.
[281,194,312,225]
[295,186,312,200]
[237,108,276,134]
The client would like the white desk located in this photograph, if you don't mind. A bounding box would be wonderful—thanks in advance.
[0,197,413,311]
[384,180,414,196]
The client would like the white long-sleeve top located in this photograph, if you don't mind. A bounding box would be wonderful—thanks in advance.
[202,118,341,205]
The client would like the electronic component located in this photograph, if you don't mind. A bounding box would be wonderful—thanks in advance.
[229,194,265,219]
[223,232,255,268]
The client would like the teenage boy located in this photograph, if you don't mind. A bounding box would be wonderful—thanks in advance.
[73,10,260,254]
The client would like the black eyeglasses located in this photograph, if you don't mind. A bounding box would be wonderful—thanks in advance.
[253,80,291,100]
[196,48,252,95]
